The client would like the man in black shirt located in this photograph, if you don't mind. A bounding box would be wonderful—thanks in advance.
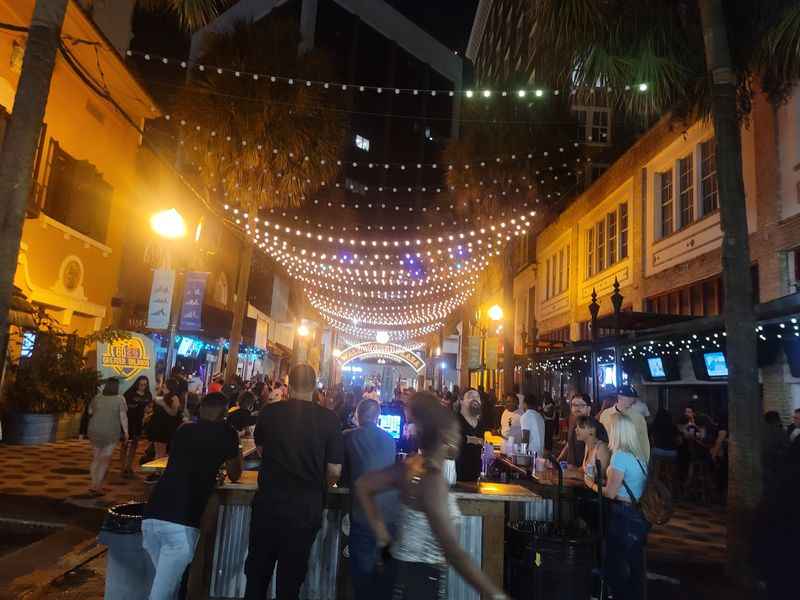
[456,389,487,482]
[244,364,344,600]
[143,392,242,599]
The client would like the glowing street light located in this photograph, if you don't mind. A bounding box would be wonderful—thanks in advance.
[376,331,390,344]
[488,304,504,322]
[332,348,342,358]
[150,208,186,240]
[297,324,310,338]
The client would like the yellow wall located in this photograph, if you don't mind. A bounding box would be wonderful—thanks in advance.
[0,0,156,336]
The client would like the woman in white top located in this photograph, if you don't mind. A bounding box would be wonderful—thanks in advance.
[575,415,611,485]
[356,392,508,600]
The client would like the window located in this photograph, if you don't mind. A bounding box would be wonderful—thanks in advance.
[544,245,570,300]
[558,248,565,293]
[44,140,112,243]
[700,139,718,214]
[646,268,759,316]
[607,210,617,266]
[545,258,551,300]
[659,169,674,237]
[678,154,694,227]
[619,202,629,259]
[596,221,605,273]
[574,107,610,144]
[355,134,370,152]
[586,204,628,277]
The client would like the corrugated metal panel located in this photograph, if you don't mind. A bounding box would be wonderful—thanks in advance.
[447,515,482,600]
[209,505,342,599]
[509,498,554,522]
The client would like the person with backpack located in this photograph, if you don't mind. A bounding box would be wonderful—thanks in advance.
[586,411,650,600]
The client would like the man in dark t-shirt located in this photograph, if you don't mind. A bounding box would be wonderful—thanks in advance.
[143,393,242,599]
[456,389,487,482]
[244,364,344,600]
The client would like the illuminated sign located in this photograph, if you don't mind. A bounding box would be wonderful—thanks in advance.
[338,342,425,373]
[99,334,153,380]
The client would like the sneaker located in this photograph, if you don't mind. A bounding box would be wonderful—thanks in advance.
[144,473,160,485]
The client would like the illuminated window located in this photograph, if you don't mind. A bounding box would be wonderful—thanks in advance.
[700,139,718,215]
[355,134,370,152]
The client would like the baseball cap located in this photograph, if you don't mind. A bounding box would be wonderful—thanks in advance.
[617,384,639,398]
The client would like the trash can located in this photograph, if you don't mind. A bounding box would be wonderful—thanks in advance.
[507,520,597,600]
[98,502,154,600]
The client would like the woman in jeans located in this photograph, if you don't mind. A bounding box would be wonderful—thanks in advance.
[356,392,508,600]
[120,375,152,478]
[586,411,650,600]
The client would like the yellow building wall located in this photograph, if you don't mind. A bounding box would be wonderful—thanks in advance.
[0,0,156,336]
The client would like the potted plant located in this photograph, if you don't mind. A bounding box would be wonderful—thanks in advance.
[2,319,127,445]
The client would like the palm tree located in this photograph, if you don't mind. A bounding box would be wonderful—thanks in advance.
[168,17,345,214]
[524,0,800,579]
[0,0,229,384]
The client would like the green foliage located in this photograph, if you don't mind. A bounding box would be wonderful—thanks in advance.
[172,17,346,212]
[138,0,233,32]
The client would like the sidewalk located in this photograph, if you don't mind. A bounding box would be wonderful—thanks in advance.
[0,439,150,509]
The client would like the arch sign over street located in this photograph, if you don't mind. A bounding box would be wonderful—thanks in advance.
[338,342,426,373]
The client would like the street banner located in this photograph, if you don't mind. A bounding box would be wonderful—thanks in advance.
[179,272,209,331]
[467,336,481,370]
[98,332,156,395]
[485,336,499,370]
[146,269,175,330]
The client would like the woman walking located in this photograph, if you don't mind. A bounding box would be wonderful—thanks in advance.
[586,412,650,600]
[120,375,151,478]
[87,378,128,496]
[356,391,509,600]
[146,378,183,469]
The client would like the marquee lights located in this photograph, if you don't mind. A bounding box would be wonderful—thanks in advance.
[127,49,651,100]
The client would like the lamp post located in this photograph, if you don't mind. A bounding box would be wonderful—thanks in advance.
[151,209,186,377]
[589,288,600,402]
[479,304,503,389]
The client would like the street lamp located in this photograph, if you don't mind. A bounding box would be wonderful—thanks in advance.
[479,304,504,390]
[150,209,187,376]
[297,324,310,338]
[488,304,503,322]
[332,348,342,358]
[150,208,187,240]
[376,331,390,344]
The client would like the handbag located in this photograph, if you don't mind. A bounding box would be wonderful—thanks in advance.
[621,459,673,526]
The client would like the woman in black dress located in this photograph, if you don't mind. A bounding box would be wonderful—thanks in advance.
[148,377,183,461]
[120,375,152,478]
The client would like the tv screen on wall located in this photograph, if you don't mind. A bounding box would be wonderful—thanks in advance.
[647,357,667,379]
[703,351,729,378]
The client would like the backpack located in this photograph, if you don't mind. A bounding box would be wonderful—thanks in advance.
[621,459,674,526]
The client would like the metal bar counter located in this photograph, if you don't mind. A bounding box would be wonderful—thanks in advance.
[178,473,544,600]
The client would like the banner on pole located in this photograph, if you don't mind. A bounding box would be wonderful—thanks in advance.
[179,272,209,331]
[146,269,175,330]
[98,332,156,396]
[485,336,499,370]
[467,336,481,370]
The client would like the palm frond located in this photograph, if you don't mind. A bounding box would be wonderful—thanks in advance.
[754,2,800,103]
[138,0,231,31]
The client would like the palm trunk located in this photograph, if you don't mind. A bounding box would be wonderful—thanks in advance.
[502,242,515,396]
[0,0,68,343]
[699,0,762,584]
[224,242,253,383]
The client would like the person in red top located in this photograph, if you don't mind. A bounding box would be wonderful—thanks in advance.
[208,373,223,394]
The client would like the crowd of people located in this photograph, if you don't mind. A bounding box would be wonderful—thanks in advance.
[82,368,800,600]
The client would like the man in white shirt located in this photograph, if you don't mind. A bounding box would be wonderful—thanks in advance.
[500,393,524,442]
[520,396,546,457]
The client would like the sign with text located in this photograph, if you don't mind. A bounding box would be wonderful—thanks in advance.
[338,342,425,373]
[467,336,481,370]
[146,269,174,330]
[98,333,156,395]
[485,336,499,370]
[179,272,209,331]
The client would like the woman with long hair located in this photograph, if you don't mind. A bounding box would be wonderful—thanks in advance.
[87,378,128,496]
[587,411,650,600]
[355,392,508,600]
[575,415,610,485]
[120,375,152,478]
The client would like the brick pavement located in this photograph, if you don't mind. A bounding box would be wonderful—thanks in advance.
[0,439,151,510]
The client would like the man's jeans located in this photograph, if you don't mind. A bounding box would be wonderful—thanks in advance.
[142,519,200,600]
[605,502,649,600]
[348,519,389,600]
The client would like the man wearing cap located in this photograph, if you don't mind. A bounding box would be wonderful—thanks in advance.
[142,392,242,599]
[599,385,651,462]
[245,364,344,600]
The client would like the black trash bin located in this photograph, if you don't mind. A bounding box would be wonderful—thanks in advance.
[507,520,597,600]
[98,502,154,600]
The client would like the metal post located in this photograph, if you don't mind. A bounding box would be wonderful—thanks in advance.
[165,270,185,376]
[610,278,624,390]
[589,289,600,401]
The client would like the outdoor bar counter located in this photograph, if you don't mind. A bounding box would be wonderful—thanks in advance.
[174,471,549,600]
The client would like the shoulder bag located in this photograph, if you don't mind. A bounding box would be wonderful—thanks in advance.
[621,459,673,526]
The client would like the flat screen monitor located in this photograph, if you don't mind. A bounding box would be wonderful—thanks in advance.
[378,414,402,440]
[647,357,667,379]
[177,338,194,357]
[598,363,617,389]
[703,351,729,378]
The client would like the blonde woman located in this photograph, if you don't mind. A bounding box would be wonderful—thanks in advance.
[87,378,128,496]
[586,411,649,600]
